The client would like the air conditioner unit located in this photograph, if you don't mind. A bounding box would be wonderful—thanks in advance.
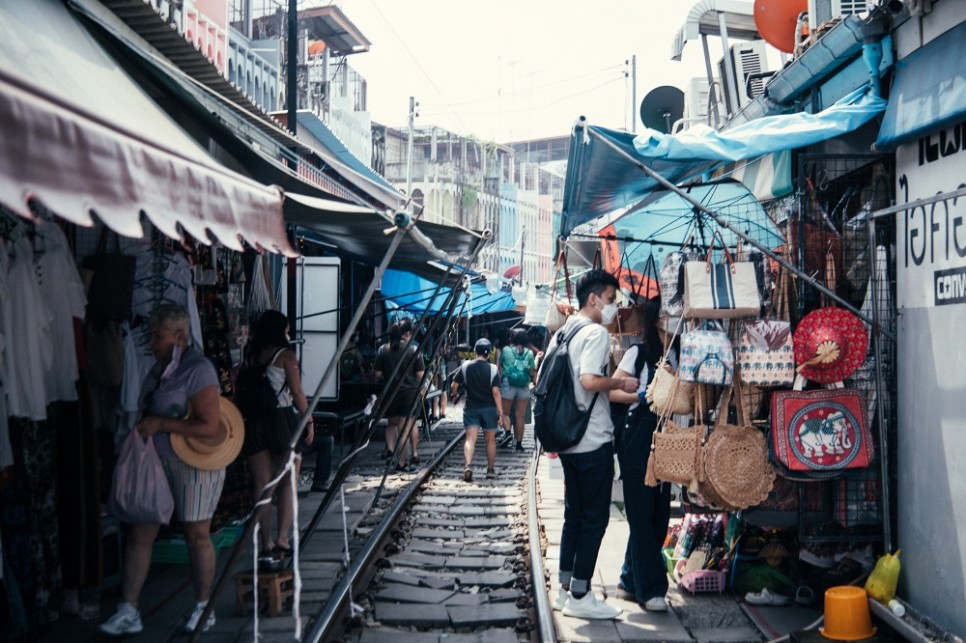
[717,40,769,117]
[808,0,870,31]
[682,77,711,129]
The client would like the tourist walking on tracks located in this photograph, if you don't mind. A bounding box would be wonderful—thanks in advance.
[609,300,673,612]
[374,319,425,471]
[549,269,638,620]
[497,328,536,450]
[451,338,506,481]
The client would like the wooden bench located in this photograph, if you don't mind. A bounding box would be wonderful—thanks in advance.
[234,570,294,616]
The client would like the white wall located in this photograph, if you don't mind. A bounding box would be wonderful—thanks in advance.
[895,128,966,635]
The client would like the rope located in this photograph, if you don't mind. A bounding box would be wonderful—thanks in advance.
[249,449,299,641]
[340,485,365,622]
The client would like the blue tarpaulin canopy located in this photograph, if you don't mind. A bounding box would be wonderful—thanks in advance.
[562,85,887,237]
[875,21,966,150]
[380,269,517,316]
[597,179,785,286]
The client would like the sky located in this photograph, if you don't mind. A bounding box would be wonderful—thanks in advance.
[321,0,741,143]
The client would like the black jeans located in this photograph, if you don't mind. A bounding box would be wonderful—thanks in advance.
[617,406,671,603]
[301,434,333,487]
[559,443,614,595]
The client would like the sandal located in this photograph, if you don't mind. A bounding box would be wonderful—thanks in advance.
[795,585,816,606]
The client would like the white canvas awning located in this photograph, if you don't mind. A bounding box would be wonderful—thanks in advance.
[0,0,296,256]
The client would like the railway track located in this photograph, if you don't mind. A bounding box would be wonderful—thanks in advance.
[236,419,554,643]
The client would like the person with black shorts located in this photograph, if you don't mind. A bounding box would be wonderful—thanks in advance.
[451,338,506,481]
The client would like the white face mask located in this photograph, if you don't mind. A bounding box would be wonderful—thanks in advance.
[599,302,619,325]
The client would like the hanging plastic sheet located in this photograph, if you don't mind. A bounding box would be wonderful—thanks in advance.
[562,85,887,237]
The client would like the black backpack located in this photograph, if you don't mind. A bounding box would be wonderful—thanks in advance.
[234,348,286,420]
[532,321,600,453]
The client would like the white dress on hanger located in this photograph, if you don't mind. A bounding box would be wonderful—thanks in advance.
[35,220,86,403]
[4,235,53,420]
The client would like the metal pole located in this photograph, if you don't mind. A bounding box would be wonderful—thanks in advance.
[868,216,893,553]
[407,96,416,198]
[189,216,415,642]
[583,127,895,341]
[631,55,637,133]
[286,0,298,135]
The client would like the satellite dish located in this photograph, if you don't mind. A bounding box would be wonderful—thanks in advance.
[640,86,684,134]
[754,0,807,54]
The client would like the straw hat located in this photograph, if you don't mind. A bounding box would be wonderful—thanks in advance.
[793,307,868,384]
[171,397,245,471]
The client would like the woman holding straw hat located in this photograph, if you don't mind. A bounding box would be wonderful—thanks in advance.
[101,304,231,636]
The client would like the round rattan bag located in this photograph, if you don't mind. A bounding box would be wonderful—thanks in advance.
[702,423,775,509]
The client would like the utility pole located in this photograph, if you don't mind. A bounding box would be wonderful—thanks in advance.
[631,55,637,133]
[286,0,298,136]
[406,96,418,200]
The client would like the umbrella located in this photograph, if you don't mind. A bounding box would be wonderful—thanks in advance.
[597,179,784,273]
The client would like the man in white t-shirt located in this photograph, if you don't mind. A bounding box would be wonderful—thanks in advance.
[546,269,639,620]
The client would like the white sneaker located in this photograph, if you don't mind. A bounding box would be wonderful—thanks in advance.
[99,603,143,636]
[644,596,668,612]
[562,592,622,620]
[745,587,790,606]
[184,603,216,633]
[552,588,569,611]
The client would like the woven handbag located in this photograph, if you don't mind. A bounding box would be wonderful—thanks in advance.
[646,358,693,416]
[645,420,705,488]
[701,383,775,510]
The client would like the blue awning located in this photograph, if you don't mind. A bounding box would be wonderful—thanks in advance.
[561,85,886,237]
[295,111,405,210]
[380,269,517,317]
[875,21,966,150]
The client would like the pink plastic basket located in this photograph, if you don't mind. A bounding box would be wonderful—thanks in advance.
[680,569,727,595]
[674,560,727,594]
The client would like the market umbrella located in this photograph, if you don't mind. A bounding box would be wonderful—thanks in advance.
[598,178,784,276]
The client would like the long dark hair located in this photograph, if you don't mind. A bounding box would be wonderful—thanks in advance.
[250,310,290,359]
[640,297,663,366]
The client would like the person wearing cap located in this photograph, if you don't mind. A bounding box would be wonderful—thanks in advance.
[550,269,639,621]
[451,338,506,481]
[609,298,672,612]
[100,304,225,636]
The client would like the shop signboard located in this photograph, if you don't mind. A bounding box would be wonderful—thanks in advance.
[896,122,966,309]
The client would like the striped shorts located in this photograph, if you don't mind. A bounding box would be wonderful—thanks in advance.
[160,456,226,523]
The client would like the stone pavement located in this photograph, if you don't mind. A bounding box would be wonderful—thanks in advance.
[536,452,823,643]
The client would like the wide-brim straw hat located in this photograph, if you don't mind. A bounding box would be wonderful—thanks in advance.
[171,397,245,471]
[793,307,868,384]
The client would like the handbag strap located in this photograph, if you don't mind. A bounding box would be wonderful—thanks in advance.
[703,229,736,268]
[549,250,573,305]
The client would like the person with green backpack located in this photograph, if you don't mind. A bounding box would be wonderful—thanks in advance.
[497,329,536,450]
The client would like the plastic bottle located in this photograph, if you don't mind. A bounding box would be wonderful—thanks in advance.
[865,549,901,603]
[887,599,906,617]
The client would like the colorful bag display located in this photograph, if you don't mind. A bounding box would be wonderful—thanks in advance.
[770,377,874,477]
[679,322,734,386]
[736,319,795,387]
[683,235,760,319]
[659,250,694,318]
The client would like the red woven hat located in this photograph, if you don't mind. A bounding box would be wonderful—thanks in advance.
[793,307,868,384]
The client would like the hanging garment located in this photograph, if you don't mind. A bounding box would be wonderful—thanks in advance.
[35,220,86,403]
[4,235,53,420]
